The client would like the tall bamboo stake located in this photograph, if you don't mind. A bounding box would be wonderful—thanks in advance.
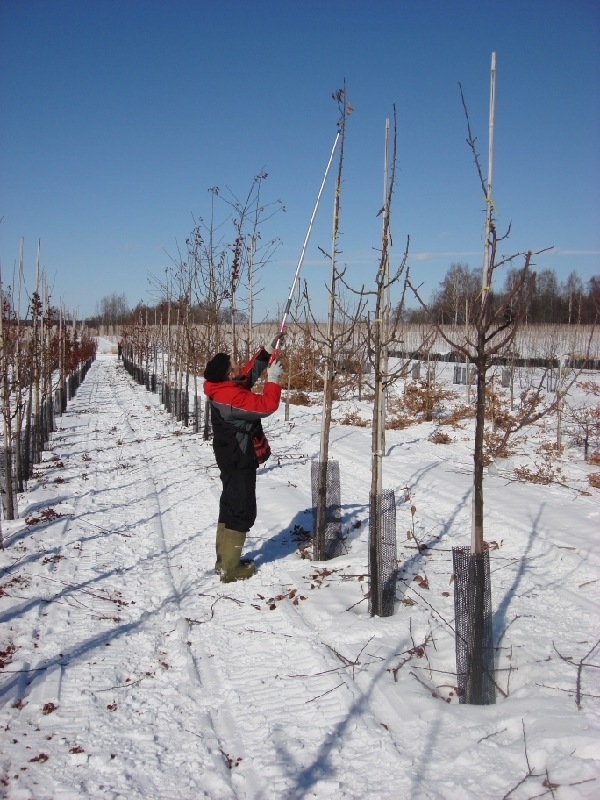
[465,295,470,404]
[32,240,41,430]
[314,91,348,561]
[318,170,341,467]
[0,260,15,520]
[472,52,496,556]
[371,119,391,500]
[15,239,24,491]
[167,275,172,406]
[379,118,390,446]
[59,303,64,413]
[557,356,563,450]
[481,52,496,311]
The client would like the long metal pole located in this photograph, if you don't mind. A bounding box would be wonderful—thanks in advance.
[270,127,341,362]
[247,235,254,361]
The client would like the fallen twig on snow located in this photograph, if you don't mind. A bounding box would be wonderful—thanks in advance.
[553,637,600,709]
[477,727,507,744]
[344,595,367,612]
[95,673,154,692]
[186,593,244,626]
[323,635,375,679]
[305,681,345,704]
[501,720,541,800]
[495,614,532,650]
[399,580,455,631]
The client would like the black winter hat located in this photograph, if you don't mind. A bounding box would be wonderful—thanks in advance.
[203,353,231,382]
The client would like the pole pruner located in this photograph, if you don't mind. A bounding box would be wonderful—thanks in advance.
[268,121,343,366]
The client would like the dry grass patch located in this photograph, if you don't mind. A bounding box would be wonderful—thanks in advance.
[514,459,564,485]
[588,472,600,489]
[336,411,370,427]
[386,413,416,430]
[439,403,475,427]
[288,391,312,406]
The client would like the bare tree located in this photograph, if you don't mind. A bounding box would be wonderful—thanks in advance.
[408,56,546,703]
[96,292,129,330]
[410,87,548,557]
[431,262,480,326]
[342,108,421,616]
[563,271,584,326]
[300,85,358,560]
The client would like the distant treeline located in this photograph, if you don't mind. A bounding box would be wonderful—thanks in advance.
[85,292,251,329]
[402,263,599,326]
[88,264,599,330]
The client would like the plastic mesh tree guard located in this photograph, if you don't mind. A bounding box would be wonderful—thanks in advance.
[193,395,201,433]
[368,489,397,617]
[203,398,211,440]
[181,391,189,426]
[454,366,473,385]
[0,445,18,515]
[311,460,344,561]
[452,546,496,704]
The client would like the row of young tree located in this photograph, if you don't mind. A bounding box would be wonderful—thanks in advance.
[0,239,97,533]
[90,172,284,347]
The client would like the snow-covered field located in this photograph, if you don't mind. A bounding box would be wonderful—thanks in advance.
[0,353,598,799]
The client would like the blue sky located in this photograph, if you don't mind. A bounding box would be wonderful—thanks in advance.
[1,0,598,320]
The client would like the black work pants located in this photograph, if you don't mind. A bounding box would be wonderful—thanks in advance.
[218,468,257,533]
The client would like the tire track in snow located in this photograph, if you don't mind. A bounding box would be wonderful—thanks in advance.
[13,359,236,799]
[111,365,264,800]
[109,365,416,798]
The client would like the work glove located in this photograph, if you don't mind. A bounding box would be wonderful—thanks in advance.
[267,360,284,384]
[265,333,285,354]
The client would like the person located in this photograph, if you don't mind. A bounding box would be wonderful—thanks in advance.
[117,341,122,361]
[203,337,283,582]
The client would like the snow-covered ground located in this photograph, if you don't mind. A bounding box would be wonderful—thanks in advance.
[0,354,598,799]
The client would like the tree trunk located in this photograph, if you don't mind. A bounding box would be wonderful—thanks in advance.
[315,170,341,561]
[472,339,486,555]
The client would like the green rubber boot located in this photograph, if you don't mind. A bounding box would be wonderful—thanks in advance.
[220,528,256,583]
[215,522,226,573]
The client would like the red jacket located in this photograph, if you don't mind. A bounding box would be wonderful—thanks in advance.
[203,348,282,470]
